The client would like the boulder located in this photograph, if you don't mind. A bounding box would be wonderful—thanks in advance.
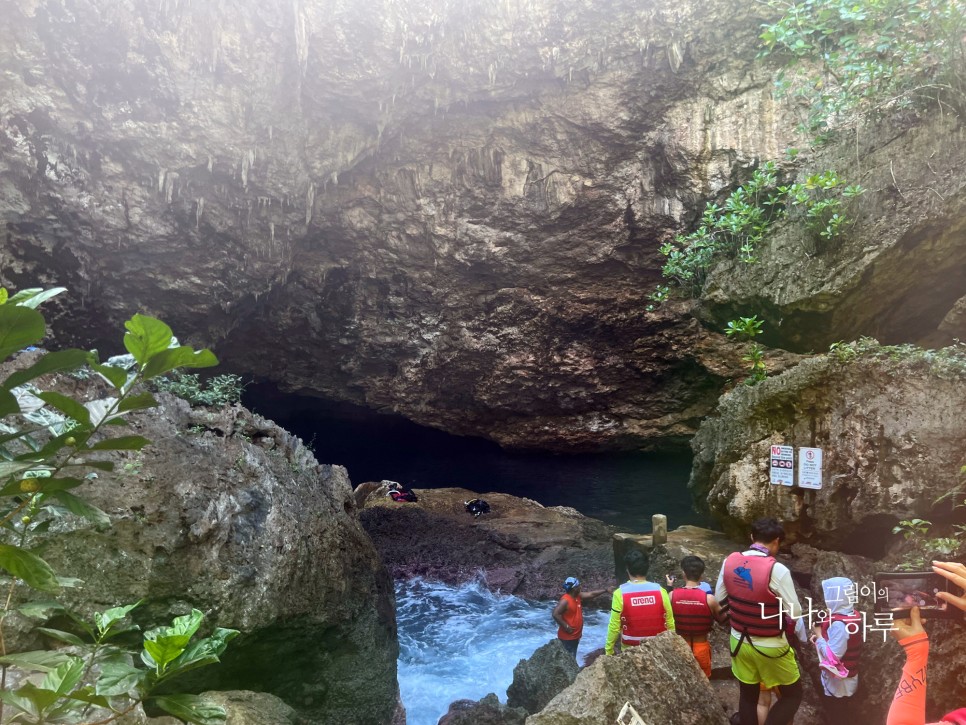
[689,348,966,553]
[526,631,729,725]
[506,639,579,714]
[437,693,527,725]
[361,487,616,600]
[25,386,399,725]
[195,691,298,725]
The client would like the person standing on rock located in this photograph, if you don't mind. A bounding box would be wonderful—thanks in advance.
[605,549,675,655]
[552,577,608,659]
[716,518,807,725]
[669,555,722,677]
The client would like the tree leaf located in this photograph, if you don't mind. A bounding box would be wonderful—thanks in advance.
[90,362,129,390]
[142,346,219,379]
[0,460,46,478]
[0,388,19,416]
[63,686,111,709]
[3,349,92,390]
[0,544,59,591]
[17,600,66,619]
[35,391,92,427]
[41,655,85,695]
[0,476,83,496]
[50,491,111,528]
[0,650,72,673]
[0,305,45,360]
[117,392,158,414]
[124,315,174,366]
[9,287,67,309]
[94,601,142,637]
[35,627,86,646]
[95,659,146,697]
[87,435,150,451]
[152,694,227,725]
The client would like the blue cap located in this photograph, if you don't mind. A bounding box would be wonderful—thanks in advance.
[563,577,580,591]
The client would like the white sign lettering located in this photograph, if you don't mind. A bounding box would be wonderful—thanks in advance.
[798,447,823,489]
[770,445,794,486]
[630,595,656,607]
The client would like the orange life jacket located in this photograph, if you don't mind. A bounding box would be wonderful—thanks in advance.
[557,593,582,640]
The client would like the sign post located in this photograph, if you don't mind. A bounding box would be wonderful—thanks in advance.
[798,447,823,489]
[769,445,794,486]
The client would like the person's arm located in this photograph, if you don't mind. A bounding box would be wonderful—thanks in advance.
[886,607,928,725]
[715,565,729,620]
[605,589,622,655]
[660,586,675,631]
[826,619,849,659]
[933,561,966,611]
[707,594,724,623]
[552,597,572,633]
[579,589,608,602]
[770,563,803,619]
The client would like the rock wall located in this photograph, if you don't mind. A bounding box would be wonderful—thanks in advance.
[699,114,966,351]
[689,345,966,553]
[0,0,800,451]
[26,386,399,725]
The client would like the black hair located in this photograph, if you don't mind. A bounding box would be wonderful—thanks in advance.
[680,555,705,581]
[751,517,785,544]
[624,549,648,577]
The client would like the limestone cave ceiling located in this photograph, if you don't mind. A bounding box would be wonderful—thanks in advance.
[2,0,961,450]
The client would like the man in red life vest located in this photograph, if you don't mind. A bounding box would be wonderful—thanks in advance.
[715,518,807,725]
[670,555,723,677]
[552,577,607,659]
[605,549,674,655]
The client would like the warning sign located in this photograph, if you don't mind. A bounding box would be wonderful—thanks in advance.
[798,447,823,489]
[769,445,794,486]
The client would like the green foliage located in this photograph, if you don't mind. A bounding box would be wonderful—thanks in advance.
[826,338,966,380]
[893,518,932,540]
[760,0,966,137]
[4,603,237,724]
[651,162,862,302]
[726,315,768,385]
[0,286,233,724]
[152,372,245,408]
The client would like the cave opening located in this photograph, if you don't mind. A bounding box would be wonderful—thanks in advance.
[243,380,710,533]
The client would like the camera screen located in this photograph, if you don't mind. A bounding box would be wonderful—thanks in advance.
[875,573,949,613]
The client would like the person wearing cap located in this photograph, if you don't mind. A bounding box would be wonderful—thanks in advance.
[552,577,607,659]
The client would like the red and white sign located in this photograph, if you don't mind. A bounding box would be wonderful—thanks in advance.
[770,445,794,486]
[798,447,823,489]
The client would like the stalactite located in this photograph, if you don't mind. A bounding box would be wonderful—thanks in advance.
[305,182,315,226]
[293,0,309,77]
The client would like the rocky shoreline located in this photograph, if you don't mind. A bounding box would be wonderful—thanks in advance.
[359,479,965,725]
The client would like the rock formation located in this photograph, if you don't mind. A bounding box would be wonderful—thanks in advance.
[700,114,966,352]
[526,631,729,725]
[11,366,400,724]
[0,0,799,451]
[437,693,526,725]
[689,345,966,553]
[359,486,616,600]
[506,639,579,715]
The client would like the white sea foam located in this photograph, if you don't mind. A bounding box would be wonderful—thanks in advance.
[396,577,609,725]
